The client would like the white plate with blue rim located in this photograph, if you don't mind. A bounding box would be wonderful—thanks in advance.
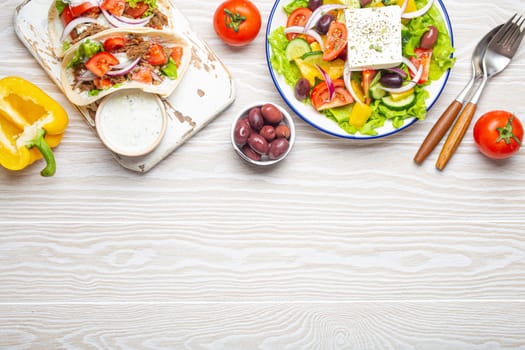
[265,0,454,139]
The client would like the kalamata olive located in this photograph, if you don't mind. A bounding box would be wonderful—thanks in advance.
[248,133,269,155]
[275,124,291,139]
[380,72,403,88]
[242,144,261,161]
[294,78,311,101]
[360,0,372,7]
[420,25,439,49]
[261,103,283,125]
[260,125,276,142]
[268,138,290,160]
[233,118,252,145]
[316,14,335,35]
[308,0,323,11]
[248,107,264,131]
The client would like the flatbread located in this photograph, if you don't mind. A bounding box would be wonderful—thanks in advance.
[60,27,191,106]
[48,0,175,58]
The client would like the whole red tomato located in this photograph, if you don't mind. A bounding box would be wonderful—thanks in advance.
[473,110,523,159]
[213,0,261,46]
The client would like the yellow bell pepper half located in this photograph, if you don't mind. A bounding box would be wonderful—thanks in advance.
[0,76,68,176]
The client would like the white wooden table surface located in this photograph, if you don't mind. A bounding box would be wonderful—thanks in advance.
[1,0,524,348]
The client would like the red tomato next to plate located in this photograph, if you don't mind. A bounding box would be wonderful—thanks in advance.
[473,110,523,159]
[213,0,261,46]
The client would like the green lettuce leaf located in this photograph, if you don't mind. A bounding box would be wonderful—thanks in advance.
[283,0,309,14]
[268,26,302,88]
[67,39,103,68]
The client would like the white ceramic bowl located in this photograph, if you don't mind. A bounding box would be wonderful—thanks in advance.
[231,102,296,166]
[96,90,167,157]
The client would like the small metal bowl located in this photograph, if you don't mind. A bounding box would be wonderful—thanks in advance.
[96,89,167,157]
[231,102,295,166]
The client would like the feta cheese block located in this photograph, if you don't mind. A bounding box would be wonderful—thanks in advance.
[345,6,402,70]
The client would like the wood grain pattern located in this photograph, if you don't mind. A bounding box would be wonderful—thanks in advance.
[1,303,525,349]
[1,0,525,348]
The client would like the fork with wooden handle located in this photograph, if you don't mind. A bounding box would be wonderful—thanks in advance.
[413,25,502,164]
[435,14,525,170]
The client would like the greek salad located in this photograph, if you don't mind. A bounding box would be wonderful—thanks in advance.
[268,0,455,136]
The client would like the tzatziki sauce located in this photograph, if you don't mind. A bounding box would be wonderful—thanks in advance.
[97,90,166,157]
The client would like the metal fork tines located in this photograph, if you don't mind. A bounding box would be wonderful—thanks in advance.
[490,14,525,57]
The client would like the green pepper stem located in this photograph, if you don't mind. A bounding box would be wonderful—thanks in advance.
[224,8,246,33]
[27,128,56,177]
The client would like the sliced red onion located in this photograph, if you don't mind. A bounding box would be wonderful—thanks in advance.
[401,0,434,19]
[383,67,407,79]
[305,29,325,51]
[304,4,348,32]
[284,26,306,35]
[402,56,419,75]
[113,13,153,25]
[283,27,325,50]
[106,57,141,76]
[101,8,149,27]
[400,0,408,14]
[60,17,98,41]
[315,64,335,101]
[343,65,363,105]
[151,71,162,82]
[77,70,97,81]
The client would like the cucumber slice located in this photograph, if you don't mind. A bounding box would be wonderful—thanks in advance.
[369,83,386,100]
[301,50,323,63]
[381,93,416,111]
[285,38,312,61]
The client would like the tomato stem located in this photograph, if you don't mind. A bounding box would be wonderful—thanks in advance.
[224,8,246,33]
[496,115,522,145]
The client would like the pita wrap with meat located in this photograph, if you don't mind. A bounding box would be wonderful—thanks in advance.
[48,0,175,57]
[60,27,191,106]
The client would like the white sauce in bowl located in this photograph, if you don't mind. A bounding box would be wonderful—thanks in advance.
[96,90,166,157]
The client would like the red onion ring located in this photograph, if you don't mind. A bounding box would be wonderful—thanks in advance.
[400,0,408,14]
[401,0,434,19]
[379,58,423,93]
[315,64,335,101]
[283,27,325,50]
[60,17,99,42]
[113,13,153,25]
[383,67,408,79]
[106,57,141,76]
[343,65,363,105]
[304,4,348,32]
[101,8,150,27]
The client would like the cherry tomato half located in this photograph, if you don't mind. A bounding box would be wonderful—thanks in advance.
[286,7,312,41]
[213,0,261,46]
[103,37,127,52]
[473,110,523,159]
[170,47,183,67]
[131,67,153,84]
[146,43,168,66]
[100,0,126,17]
[124,1,149,18]
[311,79,353,111]
[323,21,347,62]
[409,48,432,84]
[69,2,99,18]
[85,52,119,77]
[61,6,75,26]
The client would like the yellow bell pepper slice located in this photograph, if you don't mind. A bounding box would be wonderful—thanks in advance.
[350,101,373,128]
[0,76,68,176]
